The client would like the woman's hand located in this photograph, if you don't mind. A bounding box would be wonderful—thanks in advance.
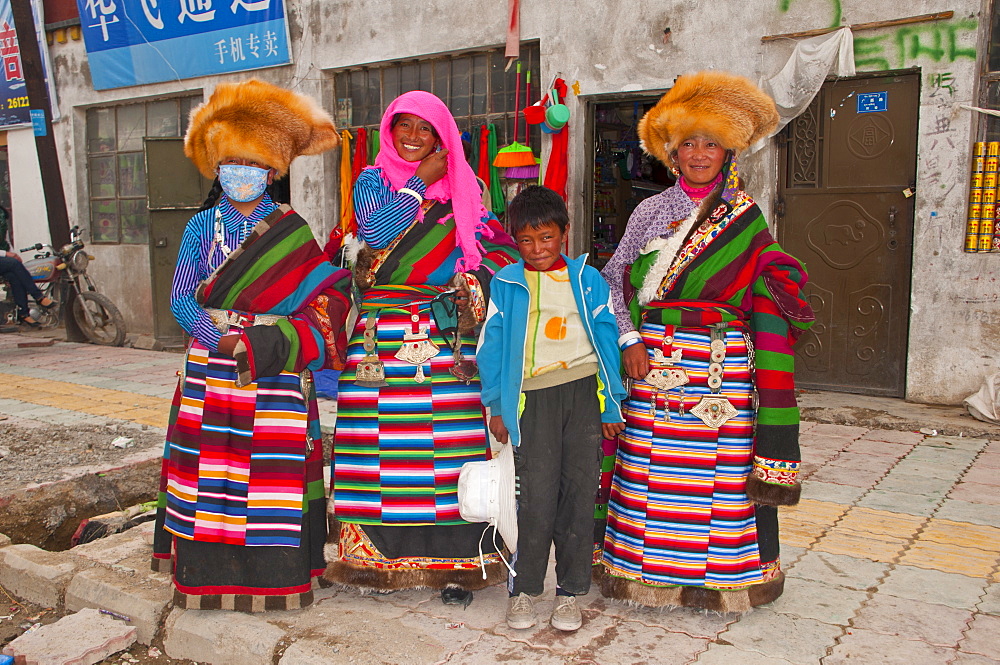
[602,421,625,440]
[489,414,509,444]
[414,148,448,187]
[623,342,649,381]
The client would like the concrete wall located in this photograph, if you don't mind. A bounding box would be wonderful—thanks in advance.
[10,0,994,402]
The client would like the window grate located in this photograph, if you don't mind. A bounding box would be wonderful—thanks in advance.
[85,96,199,244]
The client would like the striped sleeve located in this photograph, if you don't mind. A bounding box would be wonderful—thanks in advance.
[354,169,427,249]
[170,210,222,351]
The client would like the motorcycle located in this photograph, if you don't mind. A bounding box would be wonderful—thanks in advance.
[0,225,127,346]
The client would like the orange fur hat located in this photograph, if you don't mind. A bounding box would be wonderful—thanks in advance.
[638,70,779,167]
[184,79,339,179]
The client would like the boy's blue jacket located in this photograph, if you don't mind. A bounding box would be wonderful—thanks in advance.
[477,253,626,447]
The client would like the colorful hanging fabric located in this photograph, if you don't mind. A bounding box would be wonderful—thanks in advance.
[544,124,569,200]
[352,127,368,181]
[367,129,380,164]
[477,124,491,183]
[468,126,481,170]
[339,129,354,235]
[487,123,505,216]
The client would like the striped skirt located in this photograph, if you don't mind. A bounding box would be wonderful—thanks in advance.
[328,302,503,588]
[152,339,326,610]
[601,322,769,593]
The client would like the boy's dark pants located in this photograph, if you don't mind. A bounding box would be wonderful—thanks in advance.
[510,375,602,596]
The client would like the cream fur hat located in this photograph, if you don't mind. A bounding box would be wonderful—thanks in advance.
[184,79,339,179]
[638,70,779,167]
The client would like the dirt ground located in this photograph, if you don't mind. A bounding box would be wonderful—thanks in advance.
[0,421,164,496]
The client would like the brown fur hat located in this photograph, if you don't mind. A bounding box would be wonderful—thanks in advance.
[638,70,778,167]
[184,79,339,179]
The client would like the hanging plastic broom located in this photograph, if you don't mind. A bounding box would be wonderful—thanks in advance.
[494,62,536,168]
[504,69,541,180]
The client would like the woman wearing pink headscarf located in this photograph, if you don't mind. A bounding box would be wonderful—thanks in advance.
[327,91,518,604]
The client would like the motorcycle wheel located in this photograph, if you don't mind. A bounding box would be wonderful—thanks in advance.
[72,292,127,347]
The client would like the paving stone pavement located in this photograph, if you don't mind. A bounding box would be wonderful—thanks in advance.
[0,332,999,664]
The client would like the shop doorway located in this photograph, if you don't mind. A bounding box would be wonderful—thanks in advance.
[145,137,212,347]
[584,94,671,269]
[777,72,919,398]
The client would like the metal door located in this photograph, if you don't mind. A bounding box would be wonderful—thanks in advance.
[145,137,211,346]
[777,72,918,397]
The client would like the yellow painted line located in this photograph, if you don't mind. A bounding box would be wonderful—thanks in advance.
[919,518,1000,552]
[812,529,907,563]
[899,541,999,578]
[782,498,849,527]
[0,371,170,426]
[835,507,925,539]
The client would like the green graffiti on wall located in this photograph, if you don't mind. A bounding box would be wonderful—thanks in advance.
[779,0,843,29]
[853,19,978,71]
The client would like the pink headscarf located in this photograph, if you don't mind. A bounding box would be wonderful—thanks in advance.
[373,91,493,272]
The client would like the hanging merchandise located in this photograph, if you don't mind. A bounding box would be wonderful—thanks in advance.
[966,142,988,253]
[478,124,492,182]
[339,129,354,237]
[486,122,506,216]
[505,70,541,181]
[494,62,536,168]
[367,128,380,164]
[542,78,570,201]
[353,127,368,181]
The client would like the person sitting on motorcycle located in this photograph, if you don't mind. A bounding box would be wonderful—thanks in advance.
[0,250,55,327]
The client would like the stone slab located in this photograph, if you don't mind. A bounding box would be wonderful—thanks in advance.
[785,550,888,591]
[0,544,81,607]
[719,608,843,663]
[857,489,945,517]
[694,643,797,665]
[857,430,926,445]
[853,593,972,646]
[768,577,868,625]
[589,619,708,664]
[875,471,958,495]
[824,627,957,664]
[2,607,136,665]
[0,533,10,548]
[978,583,1000,616]
[807,424,870,439]
[960,613,1000,659]
[878,565,988,610]
[65,566,172,645]
[799,481,867,505]
[163,608,285,665]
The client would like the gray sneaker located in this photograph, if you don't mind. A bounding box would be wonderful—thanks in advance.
[550,595,582,631]
[506,593,537,629]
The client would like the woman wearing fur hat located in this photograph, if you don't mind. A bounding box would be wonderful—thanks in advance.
[597,71,814,612]
[325,91,518,604]
[151,79,351,611]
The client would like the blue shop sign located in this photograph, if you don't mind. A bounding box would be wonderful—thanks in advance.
[857,92,888,114]
[75,0,292,90]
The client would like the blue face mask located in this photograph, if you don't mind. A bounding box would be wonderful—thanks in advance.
[217,164,270,202]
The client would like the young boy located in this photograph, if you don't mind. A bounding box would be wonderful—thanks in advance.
[478,185,626,631]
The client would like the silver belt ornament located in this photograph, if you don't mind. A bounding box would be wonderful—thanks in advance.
[394,309,439,383]
[355,312,388,388]
[643,334,689,419]
[689,325,738,428]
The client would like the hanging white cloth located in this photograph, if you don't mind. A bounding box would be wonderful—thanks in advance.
[747,27,856,154]
[964,372,1000,425]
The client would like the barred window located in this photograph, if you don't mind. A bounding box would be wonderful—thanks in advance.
[85,96,199,244]
[330,43,541,153]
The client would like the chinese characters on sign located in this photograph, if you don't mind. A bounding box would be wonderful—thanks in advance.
[0,0,28,128]
[75,0,291,90]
